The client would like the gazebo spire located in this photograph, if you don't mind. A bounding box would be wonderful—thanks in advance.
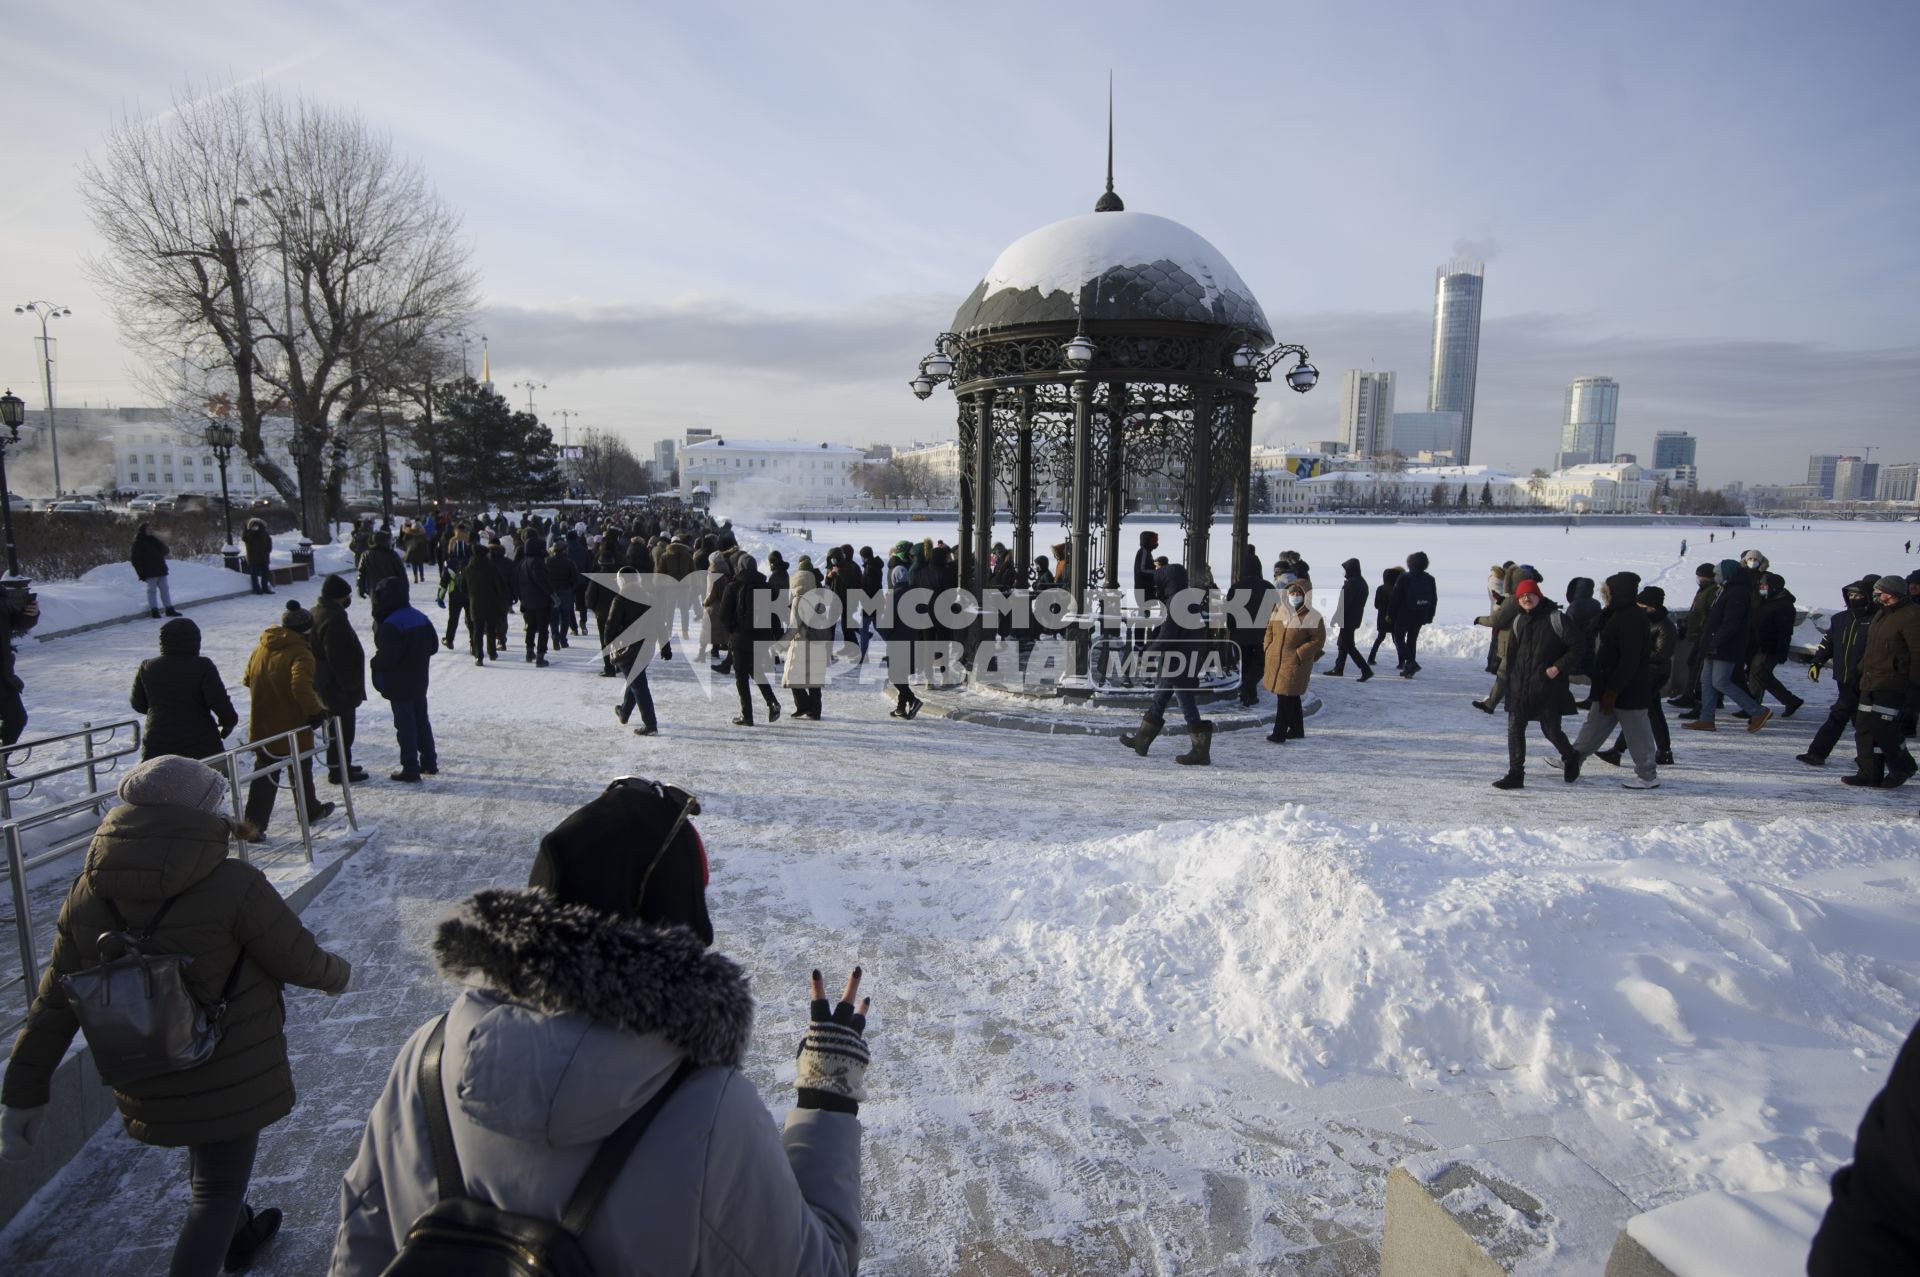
[1094,73,1124,212]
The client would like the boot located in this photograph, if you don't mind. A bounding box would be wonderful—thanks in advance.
[1120,712,1165,757]
[1746,709,1772,733]
[1596,745,1625,767]
[1563,752,1583,783]
[1795,751,1824,766]
[1656,750,1675,766]
[1175,721,1213,766]
[225,1203,282,1273]
[1682,720,1717,732]
[164,608,182,617]
[1491,772,1524,790]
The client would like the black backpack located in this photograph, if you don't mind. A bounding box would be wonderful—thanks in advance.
[381,1015,692,1277]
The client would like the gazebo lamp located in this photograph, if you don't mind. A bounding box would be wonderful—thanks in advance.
[1285,360,1320,394]
[1063,333,1096,369]
[0,388,22,435]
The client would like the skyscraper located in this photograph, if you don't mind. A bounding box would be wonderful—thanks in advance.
[1807,455,1842,499]
[1428,259,1485,463]
[1652,431,1696,471]
[1558,376,1619,468]
[1339,370,1395,457]
[1833,457,1879,502]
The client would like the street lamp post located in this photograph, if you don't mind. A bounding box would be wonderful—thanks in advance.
[13,301,71,496]
[204,420,239,570]
[512,380,547,417]
[0,390,28,579]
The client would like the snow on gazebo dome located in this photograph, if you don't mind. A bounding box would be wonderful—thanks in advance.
[948,210,1271,340]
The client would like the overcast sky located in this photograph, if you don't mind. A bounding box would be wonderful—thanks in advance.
[4,0,1915,486]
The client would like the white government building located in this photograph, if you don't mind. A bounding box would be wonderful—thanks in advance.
[111,418,386,501]
[678,436,865,506]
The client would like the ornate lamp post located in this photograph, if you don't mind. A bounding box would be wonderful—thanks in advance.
[0,389,27,579]
[204,419,240,570]
[13,301,71,496]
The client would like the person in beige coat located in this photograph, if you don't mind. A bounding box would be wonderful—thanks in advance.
[782,559,834,719]
[1261,579,1326,744]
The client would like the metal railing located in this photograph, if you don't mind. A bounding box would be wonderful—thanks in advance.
[2,717,356,1012]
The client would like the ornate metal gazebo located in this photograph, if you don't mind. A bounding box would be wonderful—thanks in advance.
[911,172,1317,682]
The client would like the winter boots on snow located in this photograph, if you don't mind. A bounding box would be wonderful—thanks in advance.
[1175,722,1213,766]
[1120,713,1164,757]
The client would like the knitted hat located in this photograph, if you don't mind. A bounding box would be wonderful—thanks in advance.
[281,600,314,633]
[1515,578,1542,599]
[1637,586,1666,608]
[530,780,711,945]
[1695,562,1716,579]
[320,573,352,600]
[1873,574,1907,597]
[117,755,226,815]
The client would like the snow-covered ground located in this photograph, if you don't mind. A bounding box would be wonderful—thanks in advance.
[2,519,1916,1275]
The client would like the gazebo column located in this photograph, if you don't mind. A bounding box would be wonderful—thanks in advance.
[957,396,976,591]
[971,388,996,666]
[1102,380,1126,597]
[1184,386,1215,591]
[1229,392,1254,584]
[1068,377,1094,676]
[1014,388,1034,585]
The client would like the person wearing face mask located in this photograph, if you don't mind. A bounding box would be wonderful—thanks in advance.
[1848,575,1920,788]
[1261,580,1325,744]
[1799,576,1880,767]
[328,780,870,1276]
[1745,572,1806,718]
[1683,559,1770,732]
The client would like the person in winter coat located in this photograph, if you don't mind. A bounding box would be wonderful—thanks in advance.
[130,617,238,762]
[462,540,508,664]
[1492,579,1582,790]
[1596,587,1678,769]
[726,554,782,726]
[240,518,275,596]
[704,551,736,673]
[1,583,40,756]
[370,578,437,783]
[240,602,336,835]
[1745,571,1805,716]
[1684,559,1770,731]
[1473,564,1540,713]
[884,543,923,719]
[1564,572,1661,789]
[586,537,623,675]
[1,756,351,1277]
[605,568,665,735]
[401,522,430,583]
[1388,551,1436,676]
[1368,565,1402,667]
[1850,575,1920,788]
[310,575,370,785]
[1261,580,1326,744]
[656,534,695,641]
[355,531,406,601]
[1326,557,1374,681]
[1807,1016,1920,1274]
[1226,554,1275,705]
[546,541,580,651]
[516,535,555,666]
[1562,576,1603,706]
[439,524,475,651]
[565,528,594,635]
[1800,576,1879,767]
[131,521,181,618]
[782,559,834,719]
[1669,563,1719,710]
[1120,563,1214,766]
[325,780,868,1277]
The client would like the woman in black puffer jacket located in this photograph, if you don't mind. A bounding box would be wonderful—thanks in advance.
[130,617,239,761]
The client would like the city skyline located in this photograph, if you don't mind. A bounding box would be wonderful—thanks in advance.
[3,1,1915,487]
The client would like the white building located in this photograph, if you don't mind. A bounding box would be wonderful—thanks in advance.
[1292,461,1655,514]
[112,418,383,501]
[1537,461,1657,513]
[678,436,865,507]
[1338,370,1395,457]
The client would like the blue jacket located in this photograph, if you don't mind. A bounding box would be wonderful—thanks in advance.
[370,579,435,702]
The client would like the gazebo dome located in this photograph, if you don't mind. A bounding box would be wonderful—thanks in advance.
[949,209,1270,340]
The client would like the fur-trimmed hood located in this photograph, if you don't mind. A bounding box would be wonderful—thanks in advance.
[435,888,752,1068]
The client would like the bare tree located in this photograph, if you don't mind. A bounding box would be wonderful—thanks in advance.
[573,428,649,502]
[81,83,477,541]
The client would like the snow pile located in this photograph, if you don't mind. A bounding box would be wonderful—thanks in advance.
[990,806,1920,1190]
[1626,1186,1827,1276]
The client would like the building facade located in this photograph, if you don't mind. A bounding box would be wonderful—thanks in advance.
[1558,376,1619,469]
[652,439,677,489]
[678,437,864,506]
[112,419,383,502]
[1390,410,1463,461]
[1832,457,1880,502]
[1428,260,1485,463]
[1806,454,1842,500]
[1338,370,1395,457]
[1875,462,1919,504]
[1652,431,1696,472]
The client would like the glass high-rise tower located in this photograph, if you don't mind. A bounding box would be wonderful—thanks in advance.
[1560,376,1620,467]
[1428,259,1485,463]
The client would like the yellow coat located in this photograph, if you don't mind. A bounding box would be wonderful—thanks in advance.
[1261,602,1326,697]
[242,626,327,756]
